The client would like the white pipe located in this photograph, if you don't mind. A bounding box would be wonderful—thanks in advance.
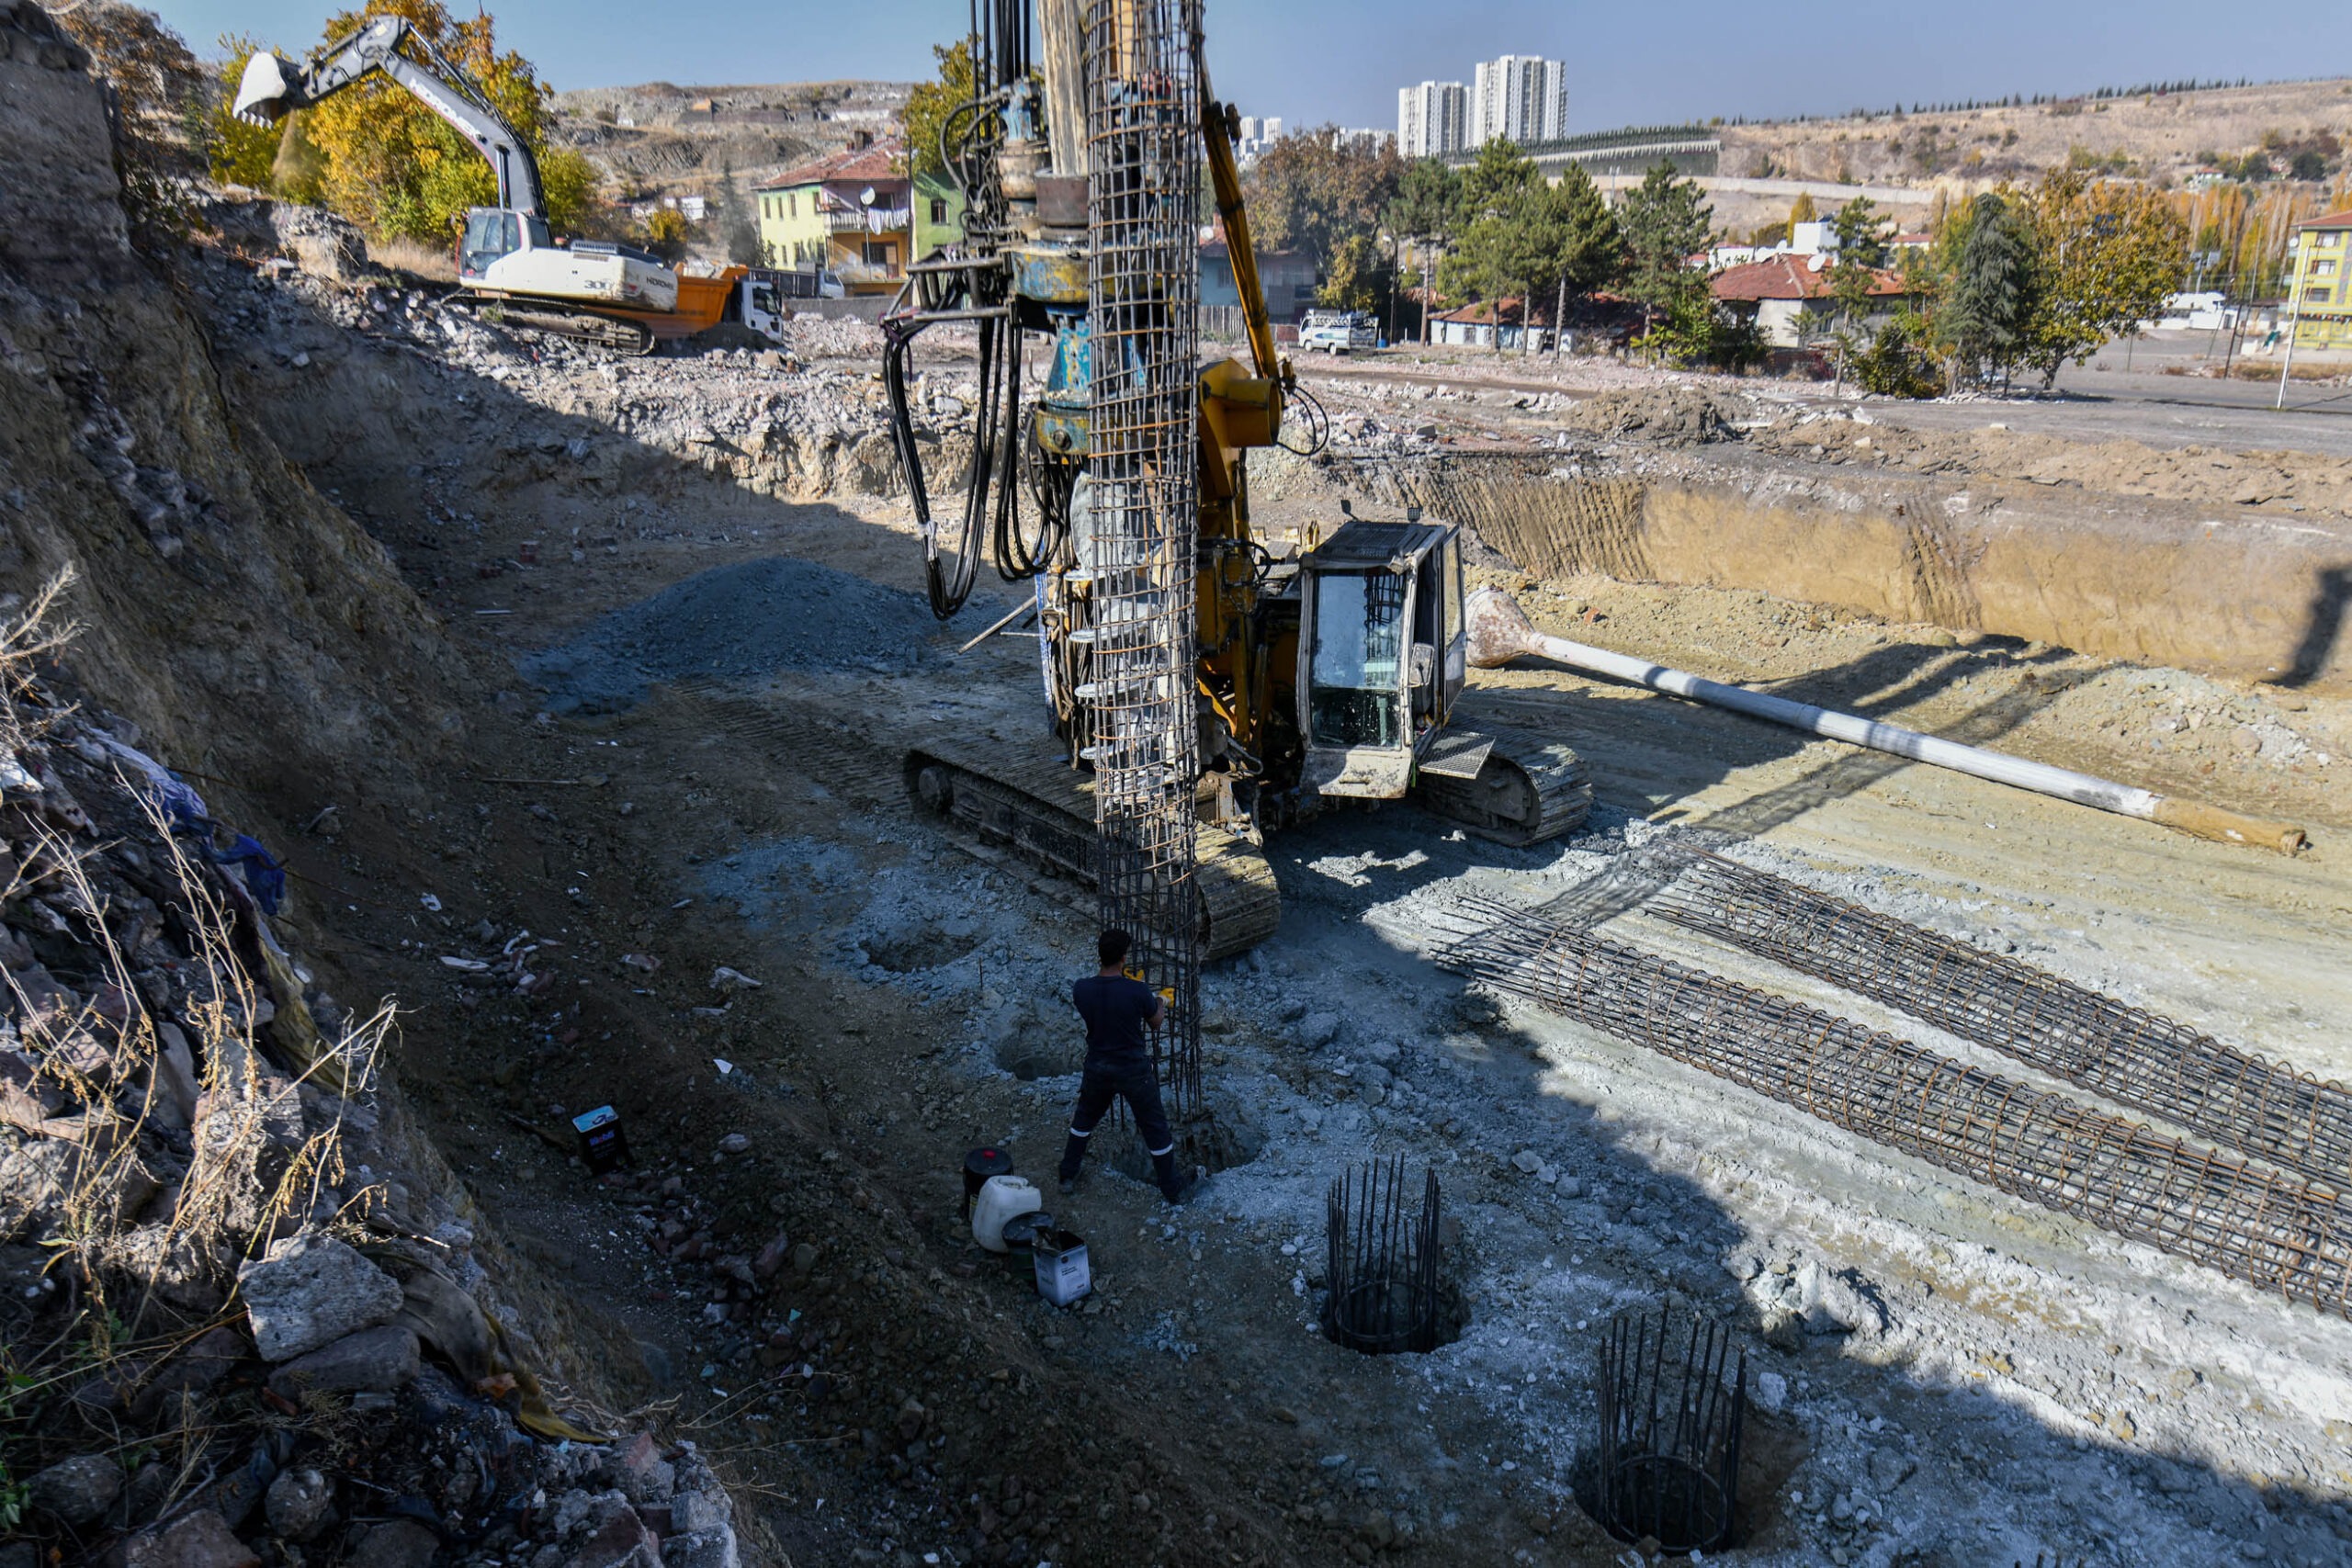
[1464,588,2307,854]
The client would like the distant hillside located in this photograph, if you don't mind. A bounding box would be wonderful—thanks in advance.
[548,79,911,201]
[1720,77,2352,194]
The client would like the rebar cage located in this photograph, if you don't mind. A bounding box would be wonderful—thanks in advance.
[1322,1158,1442,1354]
[1653,852,2352,1189]
[1595,1309,1747,1553]
[1083,0,1205,1117]
[1438,897,2352,1317]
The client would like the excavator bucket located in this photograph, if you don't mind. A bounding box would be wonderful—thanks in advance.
[232,52,301,124]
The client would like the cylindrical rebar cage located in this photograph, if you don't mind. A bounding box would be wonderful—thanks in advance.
[1595,1309,1747,1554]
[1323,1159,1442,1354]
[1083,0,1204,1118]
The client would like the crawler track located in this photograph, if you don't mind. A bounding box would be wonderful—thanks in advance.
[906,739,1281,961]
[1413,726,1593,846]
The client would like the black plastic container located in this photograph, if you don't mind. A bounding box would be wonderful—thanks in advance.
[963,1145,1014,1219]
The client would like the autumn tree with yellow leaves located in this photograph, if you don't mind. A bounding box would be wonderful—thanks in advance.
[290,0,598,244]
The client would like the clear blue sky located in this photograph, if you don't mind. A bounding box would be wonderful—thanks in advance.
[150,0,2348,133]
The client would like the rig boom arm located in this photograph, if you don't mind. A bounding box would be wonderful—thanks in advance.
[233,16,544,216]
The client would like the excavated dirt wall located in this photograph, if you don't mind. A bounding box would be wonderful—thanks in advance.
[1356,454,2352,695]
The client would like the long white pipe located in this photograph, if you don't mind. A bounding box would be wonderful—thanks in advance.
[1464,588,2307,854]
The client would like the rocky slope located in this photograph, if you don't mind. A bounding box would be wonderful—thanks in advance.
[0,13,755,1568]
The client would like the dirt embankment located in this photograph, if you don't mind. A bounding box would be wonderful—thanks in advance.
[1717,76,2352,187]
[0,18,752,1568]
[1320,387,2352,698]
[0,15,464,812]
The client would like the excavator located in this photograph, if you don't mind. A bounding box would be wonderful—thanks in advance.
[233,16,787,355]
[883,0,1591,963]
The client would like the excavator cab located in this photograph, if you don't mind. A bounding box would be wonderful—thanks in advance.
[1295,519,1468,800]
[458,208,551,282]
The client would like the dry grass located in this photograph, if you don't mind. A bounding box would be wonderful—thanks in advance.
[2225,358,2351,381]
[365,235,458,284]
[0,572,394,1528]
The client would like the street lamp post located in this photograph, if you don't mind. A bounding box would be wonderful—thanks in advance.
[1379,230,1398,347]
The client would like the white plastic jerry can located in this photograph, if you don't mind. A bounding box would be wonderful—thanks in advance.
[972,1173,1043,1252]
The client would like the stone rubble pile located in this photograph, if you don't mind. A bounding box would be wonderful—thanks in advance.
[0,648,745,1568]
[184,209,988,505]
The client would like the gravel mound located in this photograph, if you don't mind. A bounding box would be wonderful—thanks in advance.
[1563,386,1752,444]
[522,558,939,714]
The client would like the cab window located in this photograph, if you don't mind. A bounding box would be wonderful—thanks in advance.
[460,209,514,276]
[1308,570,1405,749]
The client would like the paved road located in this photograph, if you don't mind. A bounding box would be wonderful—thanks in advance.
[1773,330,2352,459]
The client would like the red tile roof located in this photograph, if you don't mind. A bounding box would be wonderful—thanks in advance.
[756,144,906,192]
[1711,254,1910,303]
[1433,298,1522,325]
[2294,209,2352,231]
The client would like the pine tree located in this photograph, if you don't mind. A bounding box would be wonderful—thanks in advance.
[1617,161,1713,330]
[718,160,763,267]
[1943,193,2032,386]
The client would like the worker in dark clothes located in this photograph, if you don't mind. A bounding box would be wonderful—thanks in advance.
[1057,929,1197,1204]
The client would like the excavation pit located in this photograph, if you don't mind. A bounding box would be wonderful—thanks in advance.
[1578,1308,1749,1555]
[1319,1158,1462,1356]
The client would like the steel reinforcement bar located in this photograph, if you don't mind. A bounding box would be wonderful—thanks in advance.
[1651,853,2352,1190]
[1437,897,2352,1317]
[1083,0,1204,1117]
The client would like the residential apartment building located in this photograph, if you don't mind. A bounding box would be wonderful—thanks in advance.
[1237,114,1283,161]
[2283,209,2352,351]
[1471,54,1567,147]
[752,145,963,293]
[1396,80,1468,159]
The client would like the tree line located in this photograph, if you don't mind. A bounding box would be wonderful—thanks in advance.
[1243,132,1748,361]
[1238,127,2188,395]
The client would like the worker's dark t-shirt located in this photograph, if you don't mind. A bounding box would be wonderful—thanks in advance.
[1072,975,1159,1070]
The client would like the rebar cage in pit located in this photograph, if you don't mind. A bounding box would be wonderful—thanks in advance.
[1082,0,1204,1118]
[1322,1158,1442,1355]
[1595,1309,1747,1554]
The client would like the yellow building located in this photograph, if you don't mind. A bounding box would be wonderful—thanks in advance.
[2282,209,2352,352]
[753,145,965,294]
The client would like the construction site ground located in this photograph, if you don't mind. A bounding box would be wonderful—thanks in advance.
[219,279,2352,1568]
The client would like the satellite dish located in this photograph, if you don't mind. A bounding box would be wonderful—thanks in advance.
[860,186,877,208]
[1807,253,1827,273]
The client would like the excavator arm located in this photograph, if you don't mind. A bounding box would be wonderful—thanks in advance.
[234,16,544,217]
[1198,68,1282,388]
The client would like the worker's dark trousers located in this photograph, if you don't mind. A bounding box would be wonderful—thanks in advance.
[1059,1061,1181,1199]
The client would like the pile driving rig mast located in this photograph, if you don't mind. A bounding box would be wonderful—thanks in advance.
[885,0,1230,1126]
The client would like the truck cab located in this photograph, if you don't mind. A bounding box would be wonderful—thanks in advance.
[1295,518,1468,799]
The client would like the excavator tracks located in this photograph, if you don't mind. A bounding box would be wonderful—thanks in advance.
[906,741,1282,962]
[1412,727,1593,847]
[463,295,658,355]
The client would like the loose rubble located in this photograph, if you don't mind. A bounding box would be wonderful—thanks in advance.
[0,620,751,1568]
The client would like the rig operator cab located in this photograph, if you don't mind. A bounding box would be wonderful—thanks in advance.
[1296,519,1469,800]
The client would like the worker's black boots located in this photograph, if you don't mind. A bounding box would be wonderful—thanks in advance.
[1154,1150,1199,1206]
[1057,1136,1198,1203]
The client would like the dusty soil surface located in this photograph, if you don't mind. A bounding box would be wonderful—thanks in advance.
[161,226,2352,1568]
